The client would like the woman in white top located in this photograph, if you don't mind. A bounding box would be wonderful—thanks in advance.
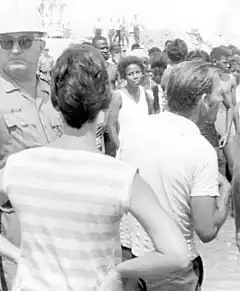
[0,44,190,291]
[107,55,153,153]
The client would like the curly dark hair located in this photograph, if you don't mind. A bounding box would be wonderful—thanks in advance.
[187,50,210,63]
[150,52,168,69]
[210,46,232,61]
[167,60,218,115]
[166,38,188,63]
[118,56,144,79]
[131,43,141,50]
[148,46,161,56]
[51,44,110,129]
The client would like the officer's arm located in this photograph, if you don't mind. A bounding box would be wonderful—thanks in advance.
[0,168,20,263]
[0,126,21,263]
[0,167,8,206]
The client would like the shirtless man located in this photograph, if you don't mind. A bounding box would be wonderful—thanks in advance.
[210,46,240,176]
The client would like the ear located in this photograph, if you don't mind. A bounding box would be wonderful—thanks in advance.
[211,58,217,66]
[199,93,209,111]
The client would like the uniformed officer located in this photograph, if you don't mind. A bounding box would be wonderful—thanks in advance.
[0,5,62,291]
[38,46,55,83]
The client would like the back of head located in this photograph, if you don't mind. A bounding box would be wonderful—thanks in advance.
[92,36,108,48]
[81,41,94,46]
[51,44,110,129]
[150,52,168,69]
[165,40,172,48]
[228,44,239,55]
[167,60,216,115]
[110,43,121,53]
[187,50,210,63]
[131,43,141,51]
[210,46,232,61]
[166,38,188,63]
[149,47,161,56]
[128,48,148,59]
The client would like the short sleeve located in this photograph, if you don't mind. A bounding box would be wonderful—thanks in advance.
[191,142,219,197]
[121,164,139,214]
[2,154,15,193]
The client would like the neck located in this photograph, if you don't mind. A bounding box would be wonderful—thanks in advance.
[5,70,37,97]
[126,84,139,98]
[51,120,98,152]
[16,78,37,97]
[169,109,199,125]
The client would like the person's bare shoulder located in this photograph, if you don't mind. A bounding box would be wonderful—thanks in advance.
[220,73,236,92]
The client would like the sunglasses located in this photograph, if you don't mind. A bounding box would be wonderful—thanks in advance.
[0,35,41,50]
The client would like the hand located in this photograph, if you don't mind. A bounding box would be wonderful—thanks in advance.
[98,269,123,291]
[219,177,232,202]
[219,134,228,149]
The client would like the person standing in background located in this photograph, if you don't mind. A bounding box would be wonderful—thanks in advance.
[38,47,55,82]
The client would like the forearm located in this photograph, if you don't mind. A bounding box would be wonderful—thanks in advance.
[233,105,240,134]
[115,251,188,281]
[213,182,231,231]
[225,107,233,138]
[233,176,240,232]
[0,235,20,263]
[107,126,120,149]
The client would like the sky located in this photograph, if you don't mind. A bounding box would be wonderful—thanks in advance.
[1,0,240,42]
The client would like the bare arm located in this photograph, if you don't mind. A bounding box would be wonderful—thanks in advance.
[0,167,20,263]
[232,147,240,234]
[115,173,189,280]
[222,89,234,140]
[190,148,231,243]
[106,92,122,149]
[231,81,240,134]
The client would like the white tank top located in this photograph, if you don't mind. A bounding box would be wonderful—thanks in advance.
[117,86,149,146]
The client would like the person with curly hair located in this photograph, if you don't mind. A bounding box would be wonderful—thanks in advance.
[161,38,188,91]
[106,55,153,154]
[187,49,210,63]
[148,46,161,59]
[0,44,190,291]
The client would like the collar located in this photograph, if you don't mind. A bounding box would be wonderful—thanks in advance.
[0,72,50,104]
[163,111,200,134]
[0,71,49,94]
[0,71,20,93]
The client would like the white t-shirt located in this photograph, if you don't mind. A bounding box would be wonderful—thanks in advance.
[119,112,219,260]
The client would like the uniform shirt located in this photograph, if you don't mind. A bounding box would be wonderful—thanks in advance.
[119,112,219,260]
[0,73,63,171]
[2,148,137,291]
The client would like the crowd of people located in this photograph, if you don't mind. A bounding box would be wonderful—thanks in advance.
[1,7,240,291]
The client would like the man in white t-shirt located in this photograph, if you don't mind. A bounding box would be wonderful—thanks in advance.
[119,60,231,291]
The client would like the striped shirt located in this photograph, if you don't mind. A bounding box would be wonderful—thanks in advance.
[2,147,137,291]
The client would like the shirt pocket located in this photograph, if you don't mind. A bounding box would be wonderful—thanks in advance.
[3,112,41,148]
